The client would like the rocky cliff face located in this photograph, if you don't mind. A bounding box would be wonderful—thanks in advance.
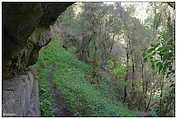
[2,3,73,116]
[3,3,73,79]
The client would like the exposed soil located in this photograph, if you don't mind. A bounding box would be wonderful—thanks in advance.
[48,64,73,116]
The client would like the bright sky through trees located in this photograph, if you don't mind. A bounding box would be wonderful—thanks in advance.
[104,2,149,24]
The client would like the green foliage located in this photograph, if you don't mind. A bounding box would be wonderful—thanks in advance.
[57,3,123,65]
[142,32,174,76]
[116,81,128,89]
[142,31,175,116]
[30,65,56,116]
[39,87,57,116]
[107,60,126,79]
[31,32,137,116]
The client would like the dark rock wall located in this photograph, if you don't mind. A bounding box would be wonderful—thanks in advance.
[3,3,73,79]
[2,3,73,116]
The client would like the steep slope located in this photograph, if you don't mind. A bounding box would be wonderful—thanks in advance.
[31,31,138,116]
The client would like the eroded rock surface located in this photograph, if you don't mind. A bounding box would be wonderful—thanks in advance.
[2,3,73,117]
[3,3,73,79]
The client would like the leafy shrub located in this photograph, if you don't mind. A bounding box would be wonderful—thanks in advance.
[31,32,137,116]
[107,60,126,79]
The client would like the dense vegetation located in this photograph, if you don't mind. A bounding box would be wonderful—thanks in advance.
[31,2,175,117]
[31,32,137,116]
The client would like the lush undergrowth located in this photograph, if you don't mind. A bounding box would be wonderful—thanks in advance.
[30,33,138,117]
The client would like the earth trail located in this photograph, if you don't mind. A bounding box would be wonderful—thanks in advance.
[48,64,73,116]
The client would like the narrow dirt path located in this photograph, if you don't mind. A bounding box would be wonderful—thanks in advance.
[48,64,73,116]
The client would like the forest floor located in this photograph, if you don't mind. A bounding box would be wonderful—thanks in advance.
[30,32,138,116]
[47,64,73,116]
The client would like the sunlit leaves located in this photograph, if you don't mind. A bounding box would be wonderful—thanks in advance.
[107,60,126,79]
[142,31,174,76]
